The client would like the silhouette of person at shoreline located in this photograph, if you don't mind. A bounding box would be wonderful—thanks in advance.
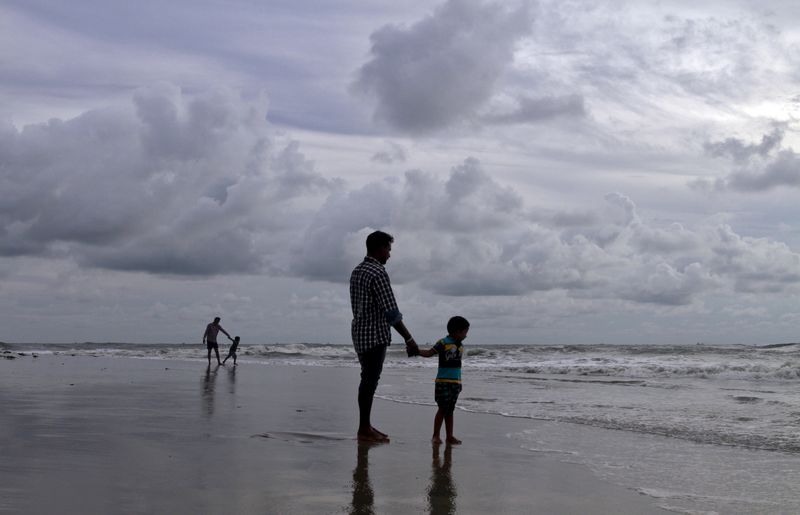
[350,231,419,443]
[418,316,469,445]
[203,316,232,365]
[222,336,240,365]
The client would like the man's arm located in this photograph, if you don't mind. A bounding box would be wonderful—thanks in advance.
[392,320,419,356]
[219,326,232,340]
[373,272,419,355]
[202,325,208,343]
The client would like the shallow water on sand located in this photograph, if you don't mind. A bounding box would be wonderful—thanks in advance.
[0,355,667,515]
[378,366,800,515]
[6,342,800,513]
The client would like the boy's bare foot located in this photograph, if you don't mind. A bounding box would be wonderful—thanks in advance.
[357,428,390,443]
[431,436,442,444]
[445,436,462,445]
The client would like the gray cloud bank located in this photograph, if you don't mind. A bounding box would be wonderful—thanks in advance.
[0,85,336,275]
[371,142,407,164]
[696,127,800,192]
[354,0,551,133]
[3,87,800,307]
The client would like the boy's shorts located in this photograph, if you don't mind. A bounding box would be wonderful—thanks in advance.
[435,382,462,415]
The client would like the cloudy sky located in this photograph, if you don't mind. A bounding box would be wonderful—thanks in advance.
[2,0,800,345]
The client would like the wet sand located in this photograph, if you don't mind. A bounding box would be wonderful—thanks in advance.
[0,354,667,514]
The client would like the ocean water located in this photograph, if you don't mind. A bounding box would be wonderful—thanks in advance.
[5,341,800,514]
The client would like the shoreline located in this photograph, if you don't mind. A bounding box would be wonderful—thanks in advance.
[0,354,670,514]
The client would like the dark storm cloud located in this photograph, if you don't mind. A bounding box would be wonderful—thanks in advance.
[3,86,800,306]
[354,0,533,132]
[724,151,800,192]
[273,141,343,196]
[697,127,800,192]
[0,85,334,275]
[482,94,586,125]
[709,225,800,293]
[704,127,784,163]
[617,262,712,306]
[371,142,407,164]
[288,157,800,305]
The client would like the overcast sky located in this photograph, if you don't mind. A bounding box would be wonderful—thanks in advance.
[2,0,800,345]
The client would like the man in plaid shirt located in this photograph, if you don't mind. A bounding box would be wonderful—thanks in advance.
[350,230,419,443]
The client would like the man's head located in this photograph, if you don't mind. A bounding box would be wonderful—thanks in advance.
[366,230,394,264]
[447,316,470,341]
[213,316,221,324]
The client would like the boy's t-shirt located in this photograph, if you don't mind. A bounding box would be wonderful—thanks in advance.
[432,336,463,384]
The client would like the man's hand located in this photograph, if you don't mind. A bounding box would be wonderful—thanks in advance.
[405,339,420,357]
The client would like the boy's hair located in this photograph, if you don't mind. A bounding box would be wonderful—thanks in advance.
[447,316,470,334]
[234,336,240,341]
[366,230,394,253]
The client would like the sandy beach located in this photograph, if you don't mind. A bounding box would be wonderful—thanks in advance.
[0,353,668,514]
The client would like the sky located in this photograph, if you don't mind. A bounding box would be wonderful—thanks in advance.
[2,0,800,345]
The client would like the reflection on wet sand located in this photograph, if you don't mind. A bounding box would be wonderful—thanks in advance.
[226,363,236,394]
[202,364,219,416]
[427,443,456,515]
[349,443,376,515]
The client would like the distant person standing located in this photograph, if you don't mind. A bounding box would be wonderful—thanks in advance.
[350,230,419,443]
[203,316,232,365]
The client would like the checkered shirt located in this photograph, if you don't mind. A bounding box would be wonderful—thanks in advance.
[350,256,402,354]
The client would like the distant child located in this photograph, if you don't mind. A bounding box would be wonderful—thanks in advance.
[222,336,240,365]
[418,316,469,445]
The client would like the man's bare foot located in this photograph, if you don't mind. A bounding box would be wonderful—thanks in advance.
[431,435,442,444]
[357,428,390,443]
[371,426,388,438]
[445,436,462,445]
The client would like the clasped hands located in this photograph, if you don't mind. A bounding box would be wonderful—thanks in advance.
[405,338,420,357]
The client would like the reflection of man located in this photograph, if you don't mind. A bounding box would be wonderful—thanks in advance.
[203,316,232,365]
[427,444,456,515]
[201,364,218,416]
[350,231,419,443]
[349,444,375,515]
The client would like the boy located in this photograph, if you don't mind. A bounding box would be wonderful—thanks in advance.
[222,336,240,365]
[418,316,469,445]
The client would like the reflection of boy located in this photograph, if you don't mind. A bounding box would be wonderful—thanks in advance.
[419,316,469,445]
[428,443,456,513]
[222,336,240,365]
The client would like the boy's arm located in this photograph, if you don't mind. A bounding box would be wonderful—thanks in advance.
[419,339,443,358]
[418,347,436,358]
